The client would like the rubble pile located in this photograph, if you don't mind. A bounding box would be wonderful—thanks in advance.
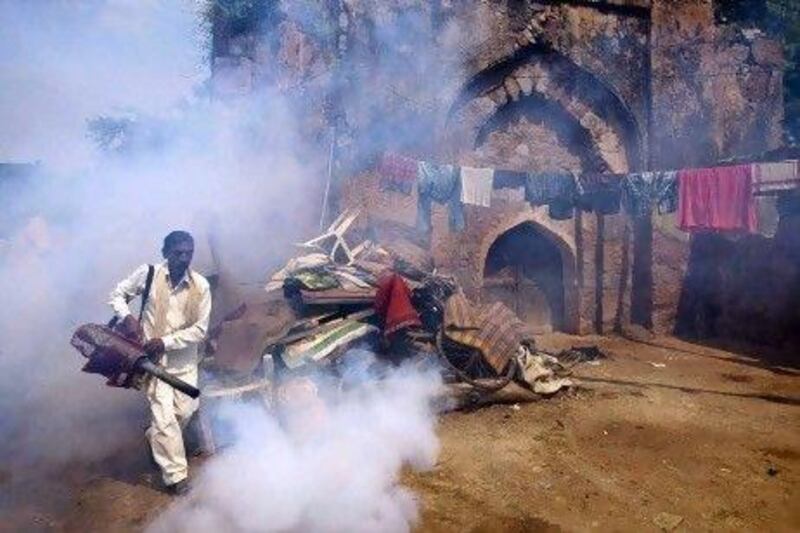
[203,212,581,408]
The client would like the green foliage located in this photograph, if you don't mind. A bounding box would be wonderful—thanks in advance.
[86,115,172,155]
[770,0,800,143]
[86,116,134,154]
[208,0,281,39]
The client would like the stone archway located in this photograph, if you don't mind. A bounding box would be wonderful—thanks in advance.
[444,42,643,174]
[478,215,579,334]
[436,42,642,334]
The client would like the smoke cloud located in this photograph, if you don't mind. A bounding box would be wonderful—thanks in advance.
[0,0,322,511]
[0,0,205,171]
[150,353,442,533]
[0,1,451,528]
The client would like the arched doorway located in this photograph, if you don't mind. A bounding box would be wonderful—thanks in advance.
[482,222,567,333]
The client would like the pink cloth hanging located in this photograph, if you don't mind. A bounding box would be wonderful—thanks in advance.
[678,164,756,233]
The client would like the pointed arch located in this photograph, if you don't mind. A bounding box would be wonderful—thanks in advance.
[446,42,643,173]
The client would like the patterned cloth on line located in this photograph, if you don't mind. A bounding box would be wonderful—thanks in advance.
[282,321,379,369]
[752,161,799,194]
[493,169,527,189]
[460,166,493,207]
[578,173,622,215]
[443,291,531,374]
[525,172,579,220]
[417,161,465,233]
[379,153,419,195]
[524,172,576,205]
[621,171,678,218]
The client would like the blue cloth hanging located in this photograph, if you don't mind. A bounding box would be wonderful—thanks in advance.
[416,161,465,233]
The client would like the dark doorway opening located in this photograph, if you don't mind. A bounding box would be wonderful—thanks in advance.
[483,222,565,333]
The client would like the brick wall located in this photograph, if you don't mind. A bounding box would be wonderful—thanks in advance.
[214,0,786,336]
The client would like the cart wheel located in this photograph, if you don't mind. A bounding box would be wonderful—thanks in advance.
[435,329,515,392]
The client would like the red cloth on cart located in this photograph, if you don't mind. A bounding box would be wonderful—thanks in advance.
[678,164,756,232]
[374,273,421,337]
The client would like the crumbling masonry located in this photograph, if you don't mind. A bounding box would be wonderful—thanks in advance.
[211,1,790,340]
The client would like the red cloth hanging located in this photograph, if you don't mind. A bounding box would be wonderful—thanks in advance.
[678,164,756,232]
[374,273,421,337]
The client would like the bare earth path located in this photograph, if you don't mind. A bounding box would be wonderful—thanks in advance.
[408,334,800,532]
[3,335,798,532]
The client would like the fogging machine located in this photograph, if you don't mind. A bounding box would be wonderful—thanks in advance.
[71,323,200,398]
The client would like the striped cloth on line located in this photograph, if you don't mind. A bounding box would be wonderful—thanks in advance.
[378,153,419,195]
[752,161,799,194]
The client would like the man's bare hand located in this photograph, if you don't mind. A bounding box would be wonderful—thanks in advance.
[143,338,165,361]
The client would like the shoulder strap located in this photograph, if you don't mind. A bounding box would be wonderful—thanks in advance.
[138,264,155,322]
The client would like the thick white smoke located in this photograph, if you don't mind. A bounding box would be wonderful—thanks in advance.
[0,96,322,462]
[0,0,321,500]
[0,2,446,528]
[150,354,442,533]
[0,0,205,171]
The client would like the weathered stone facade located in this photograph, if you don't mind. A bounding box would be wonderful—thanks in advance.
[651,0,785,169]
[213,0,785,336]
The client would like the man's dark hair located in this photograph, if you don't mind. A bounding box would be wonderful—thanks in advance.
[162,230,194,252]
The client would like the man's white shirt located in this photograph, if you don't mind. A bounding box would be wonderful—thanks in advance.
[109,262,211,372]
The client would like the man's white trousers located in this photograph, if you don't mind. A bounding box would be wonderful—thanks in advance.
[145,366,198,486]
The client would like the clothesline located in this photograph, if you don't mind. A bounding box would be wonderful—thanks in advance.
[376,152,799,235]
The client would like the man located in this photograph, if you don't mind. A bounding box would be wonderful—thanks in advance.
[109,231,211,495]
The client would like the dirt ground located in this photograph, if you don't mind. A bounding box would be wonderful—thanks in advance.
[3,334,798,532]
[408,334,800,532]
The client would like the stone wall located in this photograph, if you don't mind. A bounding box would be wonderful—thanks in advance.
[330,2,652,335]
[340,169,634,335]
[213,0,787,337]
[650,0,784,169]
[674,201,800,348]
[649,0,785,334]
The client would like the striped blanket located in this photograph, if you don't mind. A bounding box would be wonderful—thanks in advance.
[282,320,378,369]
[443,291,531,374]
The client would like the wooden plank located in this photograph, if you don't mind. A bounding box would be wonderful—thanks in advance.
[614,218,631,333]
[273,309,376,346]
[594,213,605,333]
